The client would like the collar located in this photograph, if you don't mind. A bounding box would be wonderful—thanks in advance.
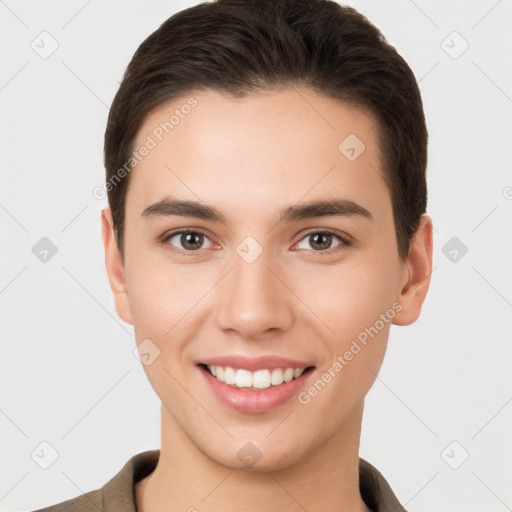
[101,450,408,512]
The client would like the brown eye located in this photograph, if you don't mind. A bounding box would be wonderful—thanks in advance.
[295,231,348,253]
[309,233,333,251]
[164,230,214,252]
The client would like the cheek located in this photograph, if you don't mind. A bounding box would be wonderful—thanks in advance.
[126,258,205,411]
[295,270,393,418]
[125,255,222,407]
[125,250,213,339]
[291,255,397,397]
[295,257,399,344]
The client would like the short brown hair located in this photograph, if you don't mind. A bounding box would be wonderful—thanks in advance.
[104,0,428,261]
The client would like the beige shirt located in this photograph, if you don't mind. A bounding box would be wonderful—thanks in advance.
[31,450,408,512]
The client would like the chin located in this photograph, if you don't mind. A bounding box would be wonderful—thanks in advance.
[203,440,309,474]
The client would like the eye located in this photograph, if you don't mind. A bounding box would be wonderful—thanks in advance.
[294,230,350,253]
[160,228,350,254]
[162,229,216,252]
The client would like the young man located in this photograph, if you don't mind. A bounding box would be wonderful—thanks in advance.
[34,0,432,510]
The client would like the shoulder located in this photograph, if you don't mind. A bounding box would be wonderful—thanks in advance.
[29,450,160,512]
[359,458,409,512]
[29,488,102,512]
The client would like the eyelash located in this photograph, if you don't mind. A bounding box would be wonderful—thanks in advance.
[160,228,351,255]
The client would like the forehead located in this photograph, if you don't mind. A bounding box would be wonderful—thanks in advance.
[127,88,389,220]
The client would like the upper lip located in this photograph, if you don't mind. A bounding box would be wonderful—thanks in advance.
[197,355,314,372]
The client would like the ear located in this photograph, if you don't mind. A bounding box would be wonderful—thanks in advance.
[101,207,133,325]
[393,214,433,326]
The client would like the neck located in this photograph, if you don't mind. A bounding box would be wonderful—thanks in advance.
[136,402,370,512]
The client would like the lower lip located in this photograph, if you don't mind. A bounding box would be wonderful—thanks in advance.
[199,365,314,414]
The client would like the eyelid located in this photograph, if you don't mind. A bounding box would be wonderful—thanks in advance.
[297,227,352,242]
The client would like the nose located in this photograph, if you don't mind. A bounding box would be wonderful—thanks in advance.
[215,244,294,341]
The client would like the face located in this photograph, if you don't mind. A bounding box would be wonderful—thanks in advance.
[102,88,431,472]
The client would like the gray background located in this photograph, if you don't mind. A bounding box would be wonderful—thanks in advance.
[1,1,511,511]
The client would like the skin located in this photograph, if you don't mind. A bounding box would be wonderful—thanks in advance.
[101,88,433,512]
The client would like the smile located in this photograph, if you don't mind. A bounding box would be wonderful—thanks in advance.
[198,357,315,413]
[204,364,309,390]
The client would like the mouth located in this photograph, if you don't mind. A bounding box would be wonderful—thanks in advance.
[196,357,316,413]
[199,363,315,390]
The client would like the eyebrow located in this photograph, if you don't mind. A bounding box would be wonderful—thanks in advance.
[140,195,373,223]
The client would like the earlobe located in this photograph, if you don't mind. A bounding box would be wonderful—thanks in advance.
[393,214,433,326]
[101,207,134,325]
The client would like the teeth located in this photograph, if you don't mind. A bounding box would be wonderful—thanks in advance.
[235,369,252,388]
[206,365,307,390]
[253,369,270,389]
[283,368,294,382]
[270,368,283,385]
[224,366,236,385]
